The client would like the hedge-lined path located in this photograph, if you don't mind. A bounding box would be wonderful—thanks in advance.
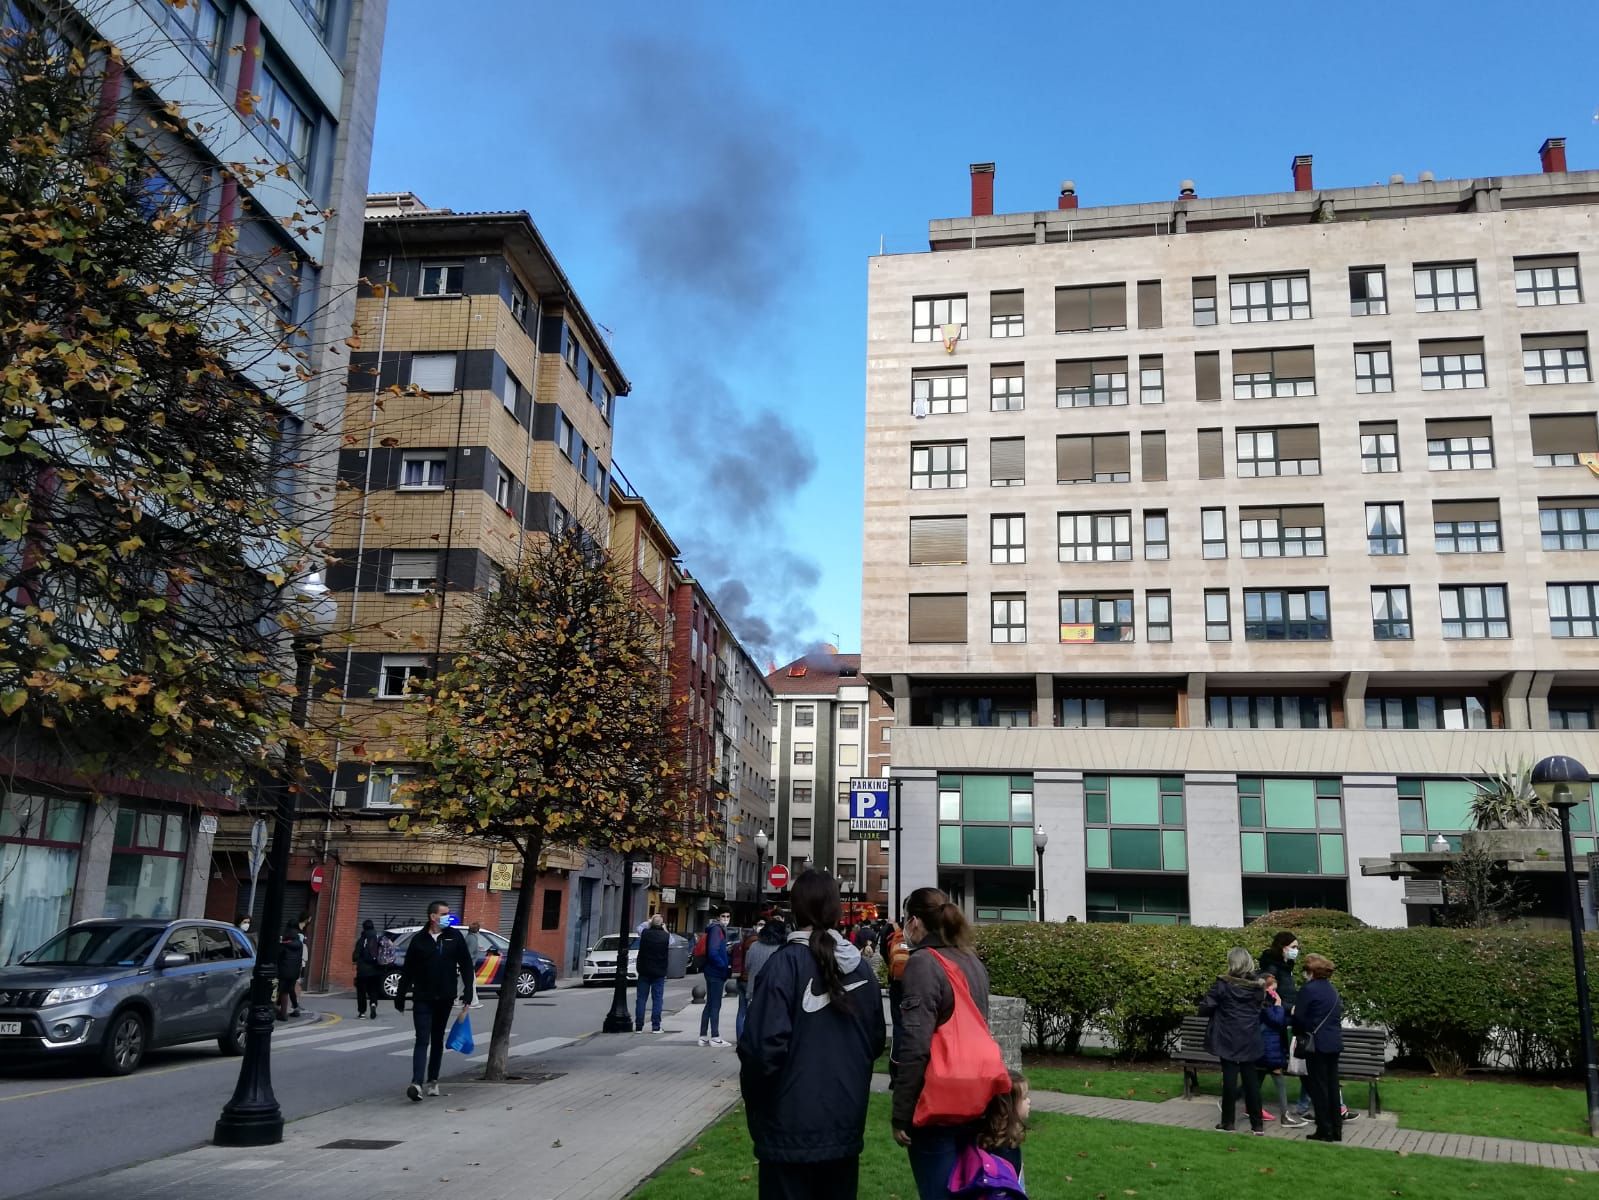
[868,1077,1599,1172]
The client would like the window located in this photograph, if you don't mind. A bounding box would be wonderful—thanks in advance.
[0,794,85,965]
[548,500,568,539]
[1237,426,1320,477]
[107,807,187,920]
[1201,507,1227,559]
[1370,696,1487,731]
[1354,344,1393,393]
[1232,347,1315,398]
[909,515,967,566]
[1196,351,1221,402]
[1208,695,1331,729]
[1083,776,1187,872]
[908,593,967,644]
[1420,339,1486,390]
[1146,591,1172,642]
[494,468,513,511]
[1129,279,1162,329]
[1139,355,1164,404]
[1243,588,1331,640]
[1426,419,1493,470]
[1241,505,1326,558]
[1440,584,1510,639]
[1531,414,1599,466]
[793,747,814,766]
[912,295,967,342]
[1058,594,1135,643]
[509,279,529,324]
[1204,590,1231,641]
[838,744,859,767]
[1238,777,1346,877]
[388,552,437,593]
[399,453,447,490]
[1229,272,1311,322]
[1197,427,1224,479]
[1549,584,1599,637]
[408,352,457,393]
[1371,586,1412,640]
[366,766,417,808]
[1361,422,1400,473]
[791,783,812,803]
[1058,511,1133,562]
[989,437,1024,487]
[1433,500,1502,553]
[913,367,967,415]
[1414,261,1478,312]
[838,707,860,730]
[1523,334,1591,384]
[1055,283,1126,332]
[990,364,1024,411]
[379,656,430,698]
[1365,503,1405,555]
[1515,254,1582,306]
[1541,501,1599,550]
[990,290,1023,337]
[1143,510,1169,560]
[1192,276,1217,326]
[1349,266,1387,316]
[1056,358,1128,407]
[498,367,520,413]
[164,0,225,74]
[910,442,967,489]
[936,774,1037,874]
[554,411,574,459]
[419,260,463,298]
[991,594,1027,643]
[255,61,314,181]
[1141,431,1167,482]
[791,818,812,840]
[1056,433,1130,484]
[991,514,1025,564]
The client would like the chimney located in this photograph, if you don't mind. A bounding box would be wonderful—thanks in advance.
[1540,137,1567,174]
[970,162,994,217]
[1292,154,1313,192]
[1178,179,1197,199]
[1058,180,1078,210]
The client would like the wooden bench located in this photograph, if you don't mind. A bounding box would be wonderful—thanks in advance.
[1172,1015,1388,1116]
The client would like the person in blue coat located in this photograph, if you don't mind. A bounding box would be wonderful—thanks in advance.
[1257,972,1303,1127]
[698,911,732,1046]
[1291,953,1346,1142]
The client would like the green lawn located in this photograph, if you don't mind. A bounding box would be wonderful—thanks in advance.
[630,1095,1587,1199]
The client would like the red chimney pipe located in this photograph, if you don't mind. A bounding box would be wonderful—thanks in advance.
[1540,137,1567,174]
[970,162,994,217]
[1292,154,1313,192]
[1058,180,1078,210]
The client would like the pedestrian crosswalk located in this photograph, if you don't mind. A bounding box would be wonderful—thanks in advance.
[265,1017,574,1064]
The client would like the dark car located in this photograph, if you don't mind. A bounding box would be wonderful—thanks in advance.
[378,927,556,999]
[0,918,254,1075]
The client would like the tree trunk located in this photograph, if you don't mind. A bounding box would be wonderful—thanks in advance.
[483,833,543,1081]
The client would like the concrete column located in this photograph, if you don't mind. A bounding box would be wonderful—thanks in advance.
[1035,673,1054,727]
[891,674,911,724]
[1503,671,1534,730]
[890,768,939,907]
[1528,671,1555,730]
[1034,770,1084,921]
[1185,673,1207,729]
[1344,775,1405,926]
[179,813,216,918]
[1185,773,1243,925]
[1343,672,1369,729]
[72,798,119,922]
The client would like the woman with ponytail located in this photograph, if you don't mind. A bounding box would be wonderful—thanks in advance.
[893,886,995,1200]
[738,870,886,1199]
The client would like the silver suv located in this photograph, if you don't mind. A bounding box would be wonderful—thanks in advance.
[0,918,254,1075]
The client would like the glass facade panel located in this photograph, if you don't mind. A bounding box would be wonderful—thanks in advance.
[1110,828,1162,870]
[939,790,961,821]
[1319,834,1347,875]
[939,825,961,864]
[1265,832,1320,874]
[1400,834,1427,852]
[1398,797,1426,831]
[105,853,183,918]
[1162,830,1188,871]
[1011,826,1033,867]
[1425,780,1476,830]
[1109,776,1161,825]
[964,825,1012,866]
[1011,791,1033,823]
[1240,831,1266,873]
[1316,797,1342,829]
[1161,793,1185,826]
[1239,794,1263,827]
[1264,779,1317,829]
[961,775,1011,822]
[1086,827,1110,869]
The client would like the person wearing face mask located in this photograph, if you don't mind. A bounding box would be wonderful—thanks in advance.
[395,901,475,1101]
[1257,931,1300,1009]
[697,911,733,1047]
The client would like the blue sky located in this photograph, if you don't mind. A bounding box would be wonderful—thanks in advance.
[368,0,1599,664]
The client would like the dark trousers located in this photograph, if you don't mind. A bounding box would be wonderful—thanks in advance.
[906,1125,975,1200]
[758,1157,859,1200]
[634,974,665,1030]
[355,974,383,1015]
[276,977,300,1018]
[700,974,727,1037]
[410,999,451,1085]
[1220,1058,1264,1130]
[1305,1052,1342,1139]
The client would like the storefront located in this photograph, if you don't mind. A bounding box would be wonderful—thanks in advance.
[104,805,189,919]
[0,793,85,965]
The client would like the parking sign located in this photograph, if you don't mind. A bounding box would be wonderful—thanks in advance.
[849,778,890,841]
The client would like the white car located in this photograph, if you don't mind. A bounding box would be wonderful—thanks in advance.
[582,932,692,985]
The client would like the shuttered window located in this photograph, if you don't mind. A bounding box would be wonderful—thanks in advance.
[1192,276,1217,326]
[1426,418,1493,470]
[991,362,1025,410]
[909,593,967,643]
[1141,431,1167,482]
[1233,346,1316,398]
[1531,413,1599,465]
[1057,434,1130,484]
[1240,505,1326,558]
[1420,338,1486,390]
[912,367,968,415]
[388,552,438,593]
[1195,351,1221,401]
[1137,280,1162,329]
[409,352,458,393]
[1198,428,1224,480]
[909,516,967,566]
[1055,283,1127,333]
[990,437,1025,486]
[1140,355,1164,404]
[1514,254,1582,306]
[990,290,1024,337]
[1523,333,1590,385]
[1056,357,1128,407]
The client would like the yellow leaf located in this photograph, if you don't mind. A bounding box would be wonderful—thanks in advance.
[98,648,119,661]
[0,690,26,716]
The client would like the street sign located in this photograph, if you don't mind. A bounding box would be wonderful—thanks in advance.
[630,860,653,884]
[488,863,513,892]
[849,777,891,839]
[309,866,325,893]
[767,863,790,890]
[661,887,677,903]
[247,818,268,878]
[198,814,218,836]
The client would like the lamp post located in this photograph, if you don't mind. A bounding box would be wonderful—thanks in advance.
[1431,833,1451,853]
[1034,826,1049,922]
[215,572,336,1147]
[754,829,768,916]
[602,855,642,1034]
[1531,754,1599,1137]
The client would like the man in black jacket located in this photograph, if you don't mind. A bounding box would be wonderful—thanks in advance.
[396,900,475,1101]
[634,914,671,1032]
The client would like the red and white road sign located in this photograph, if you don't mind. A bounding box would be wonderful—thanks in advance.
[309,866,325,893]
[767,864,791,890]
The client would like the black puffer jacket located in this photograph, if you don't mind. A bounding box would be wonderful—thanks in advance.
[1198,974,1268,1062]
[1257,949,1298,1008]
[738,936,886,1163]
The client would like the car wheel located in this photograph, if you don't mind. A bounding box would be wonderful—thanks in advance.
[514,970,538,998]
[218,999,248,1055]
[100,1009,146,1076]
[382,971,401,998]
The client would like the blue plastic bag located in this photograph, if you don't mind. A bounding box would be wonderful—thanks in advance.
[446,1012,474,1054]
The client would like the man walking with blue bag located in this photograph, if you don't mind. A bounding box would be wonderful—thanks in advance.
[396,900,475,1101]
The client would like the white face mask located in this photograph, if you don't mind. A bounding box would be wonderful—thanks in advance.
[1286,947,1299,961]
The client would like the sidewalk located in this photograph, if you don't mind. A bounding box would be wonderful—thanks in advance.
[26,997,741,1200]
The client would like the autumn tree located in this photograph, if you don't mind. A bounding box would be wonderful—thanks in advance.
[404,526,717,1080]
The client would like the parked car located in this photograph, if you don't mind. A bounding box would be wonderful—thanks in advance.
[582,931,691,985]
[0,918,254,1075]
[378,927,556,1000]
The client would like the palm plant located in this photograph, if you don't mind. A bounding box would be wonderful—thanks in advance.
[1467,759,1558,831]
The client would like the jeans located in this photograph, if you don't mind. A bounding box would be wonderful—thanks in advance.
[758,1157,859,1200]
[410,999,451,1085]
[1219,1059,1264,1130]
[1305,1052,1342,1139]
[1296,1077,1346,1114]
[735,979,749,1040]
[905,1125,975,1200]
[700,974,727,1038]
[635,974,665,1031]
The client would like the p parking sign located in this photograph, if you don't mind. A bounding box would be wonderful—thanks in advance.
[849,777,890,841]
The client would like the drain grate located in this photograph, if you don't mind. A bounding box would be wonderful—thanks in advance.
[318,1139,402,1150]
[454,1070,565,1086]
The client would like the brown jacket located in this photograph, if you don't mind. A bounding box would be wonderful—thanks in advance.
[890,936,990,1131]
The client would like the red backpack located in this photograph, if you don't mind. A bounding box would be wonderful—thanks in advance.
[912,950,1011,1127]
[690,930,708,970]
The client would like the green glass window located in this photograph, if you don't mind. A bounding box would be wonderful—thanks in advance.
[964,825,1012,866]
[1573,801,1595,834]
[1577,836,1596,857]
[1086,884,1191,925]
[1085,791,1108,824]
[1162,829,1188,871]
[962,776,1011,823]
[1239,793,1264,828]
[1398,797,1426,831]
[1110,828,1162,870]
[1265,832,1320,874]
[939,825,961,864]
[1424,781,1475,831]
[1315,778,1341,797]
[1086,827,1110,869]
[1400,834,1426,852]
[1264,779,1317,829]
[1240,831,1266,873]
[1085,776,1186,871]
[1316,797,1342,829]
[1397,779,1424,798]
[1161,792,1185,825]
[1319,834,1346,874]
[1238,778,1263,795]
[1109,777,1160,825]
[1011,826,1033,867]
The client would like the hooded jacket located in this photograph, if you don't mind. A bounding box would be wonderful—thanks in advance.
[702,921,731,979]
[1258,994,1289,1068]
[1197,973,1268,1062]
[891,936,991,1132]
[1257,948,1299,1008]
[738,930,887,1163]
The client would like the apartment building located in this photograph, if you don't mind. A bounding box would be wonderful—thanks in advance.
[768,650,893,915]
[718,638,776,921]
[0,0,385,965]
[864,145,1599,929]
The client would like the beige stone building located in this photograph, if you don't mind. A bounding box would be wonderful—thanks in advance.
[864,145,1599,928]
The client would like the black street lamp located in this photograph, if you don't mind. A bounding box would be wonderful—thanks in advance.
[603,855,643,1034]
[754,828,768,916]
[1531,754,1599,1137]
[215,573,336,1147]
[1033,825,1049,923]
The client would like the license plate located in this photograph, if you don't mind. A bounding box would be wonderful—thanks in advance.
[0,1022,21,1036]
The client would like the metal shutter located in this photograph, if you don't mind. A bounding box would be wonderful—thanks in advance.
[1277,425,1321,458]
[1428,417,1492,439]
[990,290,1023,317]
[991,361,1024,380]
[1192,276,1217,299]
[909,516,968,565]
[908,594,967,644]
[389,552,438,590]
[1055,286,1091,332]
[1403,879,1444,906]
[1523,332,1585,352]
[990,437,1025,484]
[1434,498,1500,522]
[1137,280,1162,329]
[1056,359,1092,388]
[1531,413,1598,455]
[1232,349,1270,374]
[251,882,314,936]
[1518,253,1578,271]
[1091,283,1126,328]
[1198,428,1225,479]
[1275,346,1316,377]
[356,883,466,939]
[409,353,458,393]
[1093,434,1130,475]
[1057,436,1091,483]
[1281,504,1326,528]
[1196,352,1221,401]
[1141,431,1167,482]
[1421,338,1485,358]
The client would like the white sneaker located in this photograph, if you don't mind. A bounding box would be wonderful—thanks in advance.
[709,1037,729,1047]
[697,1037,709,1046]
[650,1027,665,1034]
[425,1082,441,1097]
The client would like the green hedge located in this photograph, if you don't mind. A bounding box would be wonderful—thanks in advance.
[974,923,1599,1075]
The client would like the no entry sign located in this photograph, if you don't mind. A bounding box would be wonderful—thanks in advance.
[767,863,791,890]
